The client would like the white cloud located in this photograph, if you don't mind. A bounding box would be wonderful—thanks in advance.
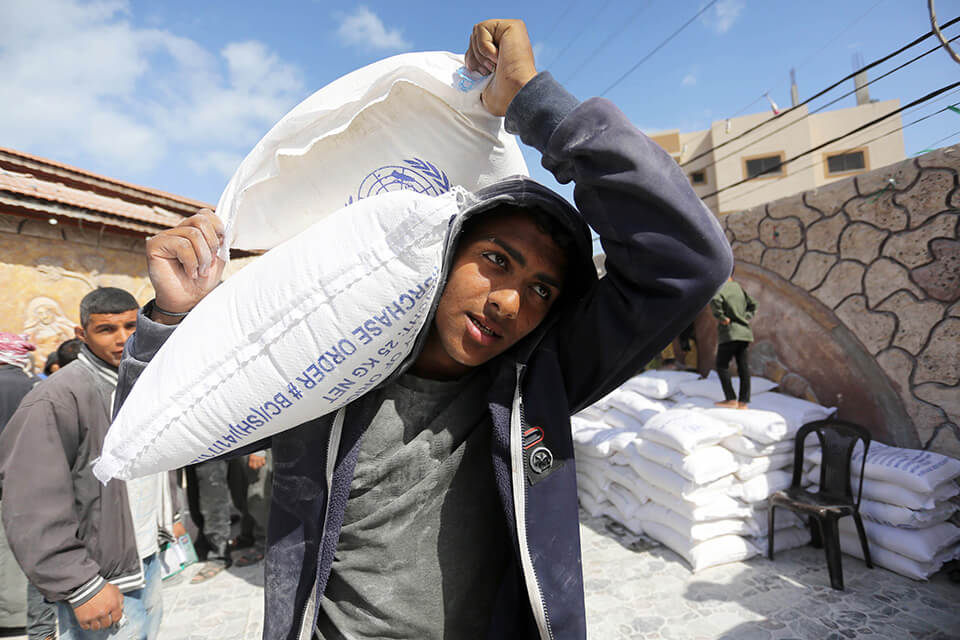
[0,0,304,180]
[701,0,745,35]
[335,6,411,52]
[682,73,697,87]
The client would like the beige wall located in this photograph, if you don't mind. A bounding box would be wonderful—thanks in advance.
[660,101,905,216]
[0,213,253,369]
[808,99,904,186]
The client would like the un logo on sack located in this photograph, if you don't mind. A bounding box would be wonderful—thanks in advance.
[347,158,451,206]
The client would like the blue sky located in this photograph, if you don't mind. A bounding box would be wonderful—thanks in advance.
[2,0,958,205]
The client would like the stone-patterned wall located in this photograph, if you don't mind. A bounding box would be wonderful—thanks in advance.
[718,144,959,457]
[0,213,253,368]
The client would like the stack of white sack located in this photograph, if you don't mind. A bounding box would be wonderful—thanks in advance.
[702,407,824,554]
[624,409,765,571]
[571,370,845,571]
[806,441,960,580]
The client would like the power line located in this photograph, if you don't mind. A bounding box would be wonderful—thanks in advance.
[600,0,718,97]
[720,102,959,207]
[548,0,616,73]
[915,129,960,153]
[700,81,960,200]
[718,0,886,130]
[539,0,580,49]
[682,15,960,167]
[563,2,653,85]
[689,32,960,175]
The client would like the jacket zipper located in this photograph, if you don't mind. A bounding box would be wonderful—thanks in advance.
[296,407,347,640]
[510,362,554,640]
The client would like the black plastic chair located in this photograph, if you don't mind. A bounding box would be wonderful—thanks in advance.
[768,418,873,590]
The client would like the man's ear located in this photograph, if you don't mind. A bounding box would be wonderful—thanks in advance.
[74,325,85,341]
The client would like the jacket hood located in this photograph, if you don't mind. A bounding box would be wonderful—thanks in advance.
[457,175,598,305]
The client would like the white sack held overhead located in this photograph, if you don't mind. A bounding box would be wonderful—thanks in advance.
[96,191,458,482]
[216,51,528,253]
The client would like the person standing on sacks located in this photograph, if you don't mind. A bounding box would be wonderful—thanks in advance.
[115,18,732,640]
[0,288,176,639]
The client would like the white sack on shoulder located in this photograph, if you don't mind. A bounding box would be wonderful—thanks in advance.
[217,51,527,253]
[808,441,960,494]
[639,409,740,454]
[97,191,456,482]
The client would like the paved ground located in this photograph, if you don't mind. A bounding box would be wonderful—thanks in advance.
[4,512,958,639]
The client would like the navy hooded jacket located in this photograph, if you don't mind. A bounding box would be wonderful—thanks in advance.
[116,71,732,639]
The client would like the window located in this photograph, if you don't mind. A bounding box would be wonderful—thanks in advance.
[690,170,706,185]
[744,154,784,179]
[826,150,867,175]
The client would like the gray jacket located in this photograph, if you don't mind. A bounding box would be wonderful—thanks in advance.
[0,346,144,606]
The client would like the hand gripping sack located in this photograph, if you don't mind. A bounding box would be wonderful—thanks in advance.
[216,51,528,253]
[96,190,459,482]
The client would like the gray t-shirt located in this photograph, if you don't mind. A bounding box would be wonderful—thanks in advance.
[315,371,510,640]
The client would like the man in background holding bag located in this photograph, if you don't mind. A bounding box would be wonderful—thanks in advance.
[118,18,732,640]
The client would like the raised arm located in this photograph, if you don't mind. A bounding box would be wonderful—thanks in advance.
[466,19,732,411]
[115,211,224,411]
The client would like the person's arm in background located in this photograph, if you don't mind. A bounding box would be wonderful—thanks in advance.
[743,286,758,322]
[466,20,733,411]
[709,292,730,326]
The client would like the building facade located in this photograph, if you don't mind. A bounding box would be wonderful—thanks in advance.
[651,100,905,216]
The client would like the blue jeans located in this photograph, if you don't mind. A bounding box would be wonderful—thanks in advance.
[58,554,162,640]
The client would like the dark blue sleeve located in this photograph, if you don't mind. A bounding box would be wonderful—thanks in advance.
[506,72,733,412]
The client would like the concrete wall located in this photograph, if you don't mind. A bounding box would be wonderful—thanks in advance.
[0,213,253,367]
[715,144,959,457]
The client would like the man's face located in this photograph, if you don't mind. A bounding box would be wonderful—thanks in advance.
[412,212,567,380]
[75,310,138,368]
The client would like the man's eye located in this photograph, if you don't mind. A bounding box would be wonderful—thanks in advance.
[483,252,508,268]
[532,284,552,300]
